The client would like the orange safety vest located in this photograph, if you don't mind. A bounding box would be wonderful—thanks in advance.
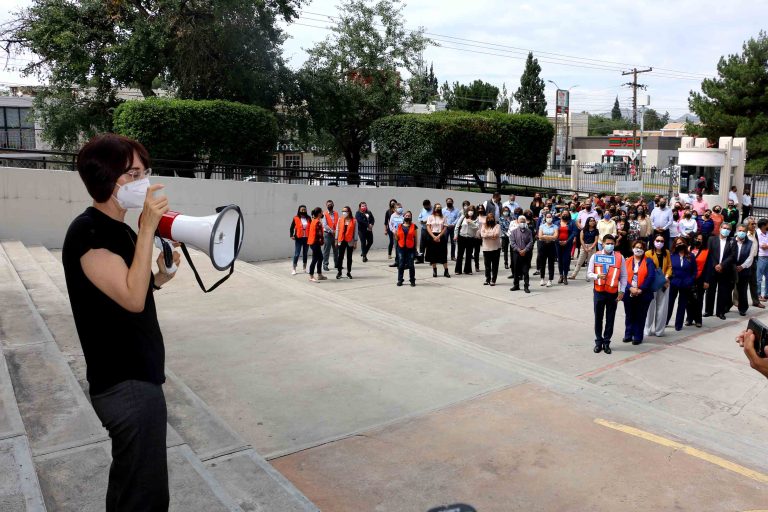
[307,219,324,246]
[294,216,309,238]
[692,248,708,279]
[337,218,356,243]
[626,256,650,289]
[324,211,339,231]
[397,223,417,248]
[594,252,624,294]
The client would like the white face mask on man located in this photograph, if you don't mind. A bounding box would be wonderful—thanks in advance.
[113,177,150,209]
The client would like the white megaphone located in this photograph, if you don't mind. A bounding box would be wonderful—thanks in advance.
[154,205,244,292]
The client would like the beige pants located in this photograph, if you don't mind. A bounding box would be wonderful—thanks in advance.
[570,245,596,279]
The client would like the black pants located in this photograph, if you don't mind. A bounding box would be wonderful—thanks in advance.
[501,236,510,267]
[512,251,531,288]
[666,285,691,330]
[686,278,706,325]
[359,230,373,257]
[91,380,169,512]
[537,241,556,280]
[594,291,618,346]
[736,271,750,314]
[455,236,472,274]
[309,243,323,275]
[447,226,456,259]
[483,249,500,283]
[336,242,353,272]
[705,271,733,315]
[419,226,429,255]
[472,238,481,270]
[387,231,395,256]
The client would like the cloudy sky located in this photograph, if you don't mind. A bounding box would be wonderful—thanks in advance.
[2,0,765,119]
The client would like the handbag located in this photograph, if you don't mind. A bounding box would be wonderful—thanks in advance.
[650,263,667,292]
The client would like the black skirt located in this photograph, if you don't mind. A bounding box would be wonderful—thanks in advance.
[426,232,448,264]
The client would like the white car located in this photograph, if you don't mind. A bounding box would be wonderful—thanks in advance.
[582,164,601,174]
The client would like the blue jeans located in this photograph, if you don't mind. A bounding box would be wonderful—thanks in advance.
[397,247,416,283]
[293,238,308,267]
[757,256,768,296]
[556,240,573,276]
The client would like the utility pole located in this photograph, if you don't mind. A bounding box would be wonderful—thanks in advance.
[622,67,652,168]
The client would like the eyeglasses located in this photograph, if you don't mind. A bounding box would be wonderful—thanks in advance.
[123,168,152,181]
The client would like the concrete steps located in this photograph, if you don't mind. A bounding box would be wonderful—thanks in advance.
[0,241,317,511]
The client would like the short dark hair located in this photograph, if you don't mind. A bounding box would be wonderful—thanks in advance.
[76,134,150,203]
[603,234,616,242]
[758,218,768,229]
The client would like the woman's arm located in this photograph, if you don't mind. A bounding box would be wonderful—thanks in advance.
[80,185,168,313]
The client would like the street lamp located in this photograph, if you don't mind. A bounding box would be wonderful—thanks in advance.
[548,81,578,168]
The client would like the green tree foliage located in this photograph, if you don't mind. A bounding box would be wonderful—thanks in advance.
[588,114,632,136]
[113,98,278,177]
[408,61,439,103]
[442,80,500,112]
[2,0,299,149]
[496,83,512,113]
[371,111,553,190]
[611,96,622,121]
[514,52,547,116]
[689,31,768,172]
[293,0,428,184]
[643,108,665,131]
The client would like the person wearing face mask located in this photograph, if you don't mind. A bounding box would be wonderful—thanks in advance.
[307,207,327,282]
[473,205,487,273]
[587,234,627,353]
[63,134,179,510]
[426,203,451,278]
[384,198,397,261]
[724,200,739,236]
[685,233,710,328]
[335,206,358,279]
[732,224,754,316]
[355,202,375,262]
[668,210,682,248]
[455,205,479,275]
[643,235,672,337]
[635,206,652,246]
[289,205,311,275]
[537,213,558,287]
[737,217,764,310]
[665,238,697,331]
[597,212,617,251]
[480,212,502,285]
[509,215,534,293]
[699,210,715,240]
[704,224,736,319]
[623,240,657,345]
[556,211,577,285]
[710,206,724,236]
[417,199,433,263]
[321,200,339,272]
[650,198,672,247]
[395,211,417,287]
[679,209,698,239]
[757,218,768,301]
[499,206,512,271]
[387,203,405,268]
[570,216,599,280]
[443,198,461,261]
[530,193,545,221]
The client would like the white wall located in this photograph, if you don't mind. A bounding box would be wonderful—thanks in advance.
[0,167,531,261]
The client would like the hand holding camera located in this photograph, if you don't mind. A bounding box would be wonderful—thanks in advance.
[737,318,768,379]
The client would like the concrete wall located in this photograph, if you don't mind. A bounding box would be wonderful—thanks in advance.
[0,167,531,262]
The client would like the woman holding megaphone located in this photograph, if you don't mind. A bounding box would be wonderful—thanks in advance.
[62,134,179,510]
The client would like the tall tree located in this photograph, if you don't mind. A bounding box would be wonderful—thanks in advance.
[514,52,546,116]
[1,0,300,149]
[294,0,429,183]
[611,96,622,120]
[444,80,499,112]
[496,83,511,113]
[408,58,438,103]
[643,108,663,130]
[689,31,768,171]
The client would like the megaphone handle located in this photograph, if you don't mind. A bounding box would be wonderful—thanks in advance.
[158,237,178,275]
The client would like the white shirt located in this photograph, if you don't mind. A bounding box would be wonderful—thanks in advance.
[669,220,682,238]
[743,193,752,207]
[729,190,740,205]
[759,229,768,257]
[650,206,672,231]
[736,239,754,268]
[719,236,728,263]
[679,218,697,235]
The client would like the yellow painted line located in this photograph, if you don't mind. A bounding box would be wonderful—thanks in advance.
[594,418,768,483]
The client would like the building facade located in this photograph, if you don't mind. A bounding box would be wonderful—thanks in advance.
[571,135,681,169]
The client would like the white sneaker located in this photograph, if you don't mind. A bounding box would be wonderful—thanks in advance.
[291,268,297,275]
[546,280,553,287]
[309,276,318,282]
[540,279,546,286]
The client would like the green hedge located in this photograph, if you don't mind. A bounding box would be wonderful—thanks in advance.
[113,98,278,166]
[371,111,554,186]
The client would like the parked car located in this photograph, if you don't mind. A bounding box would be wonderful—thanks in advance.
[582,163,601,174]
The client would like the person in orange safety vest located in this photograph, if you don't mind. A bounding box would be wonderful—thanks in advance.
[395,211,417,287]
[587,234,627,354]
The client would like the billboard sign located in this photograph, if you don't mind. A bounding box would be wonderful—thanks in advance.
[556,89,569,114]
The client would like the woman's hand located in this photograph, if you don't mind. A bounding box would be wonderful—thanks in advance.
[138,184,168,233]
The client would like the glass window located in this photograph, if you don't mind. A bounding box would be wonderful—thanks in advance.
[0,108,5,128]
[681,166,719,195]
[285,154,301,168]
[20,108,34,128]
[5,108,20,128]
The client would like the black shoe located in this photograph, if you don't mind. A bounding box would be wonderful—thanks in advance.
[622,338,632,343]
[336,272,342,279]
[717,314,726,320]
[456,271,462,275]
[347,272,353,279]
[475,267,480,272]
[739,311,747,316]
[594,345,603,353]
[484,281,490,285]
[323,266,329,272]
[703,313,713,317]
[524,287,530,293]
[410,282,416,287]
[533,270,540,276]
[510,286,520,291]
[684,320,693,326]
[362,256,368,262]
[558,276,564,284]
[563,276,568,285]
[433,269,438,278]
[397,281,403,287]
[632,340,643,345]
[695,322,702,328]
[444,270,450,278]
[389,263,398,267]
[504,264,509,269]
[603,344,612,354]
[507,274,514,279]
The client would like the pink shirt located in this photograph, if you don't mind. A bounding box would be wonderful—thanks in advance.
[691,198,709,215]
[427,215,446,233]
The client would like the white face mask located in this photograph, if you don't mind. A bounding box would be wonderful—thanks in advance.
[342,211,349,217]
[114,177,150,209]
[633,248,645,256]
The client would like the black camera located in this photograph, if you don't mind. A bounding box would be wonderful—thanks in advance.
[747,318,768,358]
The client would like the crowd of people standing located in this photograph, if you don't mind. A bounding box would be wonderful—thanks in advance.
[290,188,767,353]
